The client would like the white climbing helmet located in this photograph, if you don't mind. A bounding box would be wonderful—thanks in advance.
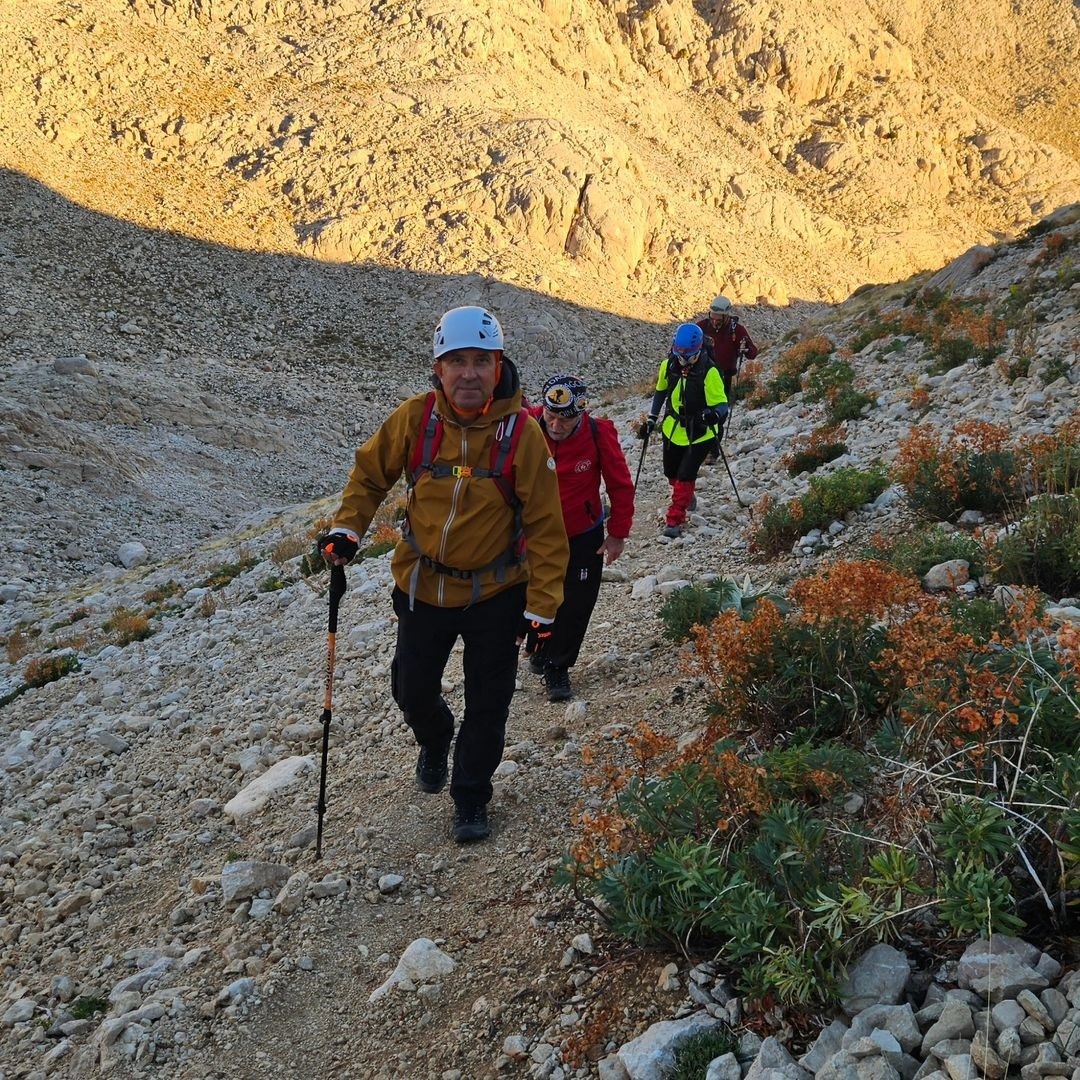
[710,295,733,315]
[432,306,505,359]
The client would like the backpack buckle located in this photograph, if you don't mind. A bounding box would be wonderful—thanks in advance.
[451,465,473,478]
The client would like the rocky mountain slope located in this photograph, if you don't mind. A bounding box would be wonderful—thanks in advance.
[0,198,1077,1076]
[1,1,1079,1076]
[2,0,1078,321]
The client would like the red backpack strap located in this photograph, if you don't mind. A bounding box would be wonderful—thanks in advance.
[487,408,529,508]
[408,392,441,487]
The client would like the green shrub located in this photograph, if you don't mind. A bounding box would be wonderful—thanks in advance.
[258,575,290,593]
[946,596,1009,639]
[804,359,856,403]
[142,580,181,605]
[896,427,1021,521]
[762,370,803,403]
[995,493,1080,597]
[927,336,976,374]
[69,997,108,1020]
[563,555,1080,1012]
[753,465,889,555]
[849,315,901,353]
[938,862,1024,935]
[203,556,259,590]
[864,524,986,578]
[659,577,791,643]
[669,1029,736,1080]
[786,440,847,477]
[362,540,395,559]
[933,800,1014,865]
[826,388,875,424]
[806,465,889,521]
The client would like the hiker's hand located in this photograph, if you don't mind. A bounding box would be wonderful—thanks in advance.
[318,528,360,565]
[597,535,625,565]
[518,616,553,657]
[636,415,658,440]
[703,406,729,426]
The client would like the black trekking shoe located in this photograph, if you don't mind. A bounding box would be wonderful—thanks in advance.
[414,744,449,794]
[528,654,545,676]
[545,668,573,702]
[452,804,490,843]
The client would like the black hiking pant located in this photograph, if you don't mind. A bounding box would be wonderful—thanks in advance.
[391,582,525,810]
[661,437,714,483]
[544,525,604,673]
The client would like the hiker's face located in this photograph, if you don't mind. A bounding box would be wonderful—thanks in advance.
[436,348,499,411]
[542,407,579,442]
[710,312,731,329]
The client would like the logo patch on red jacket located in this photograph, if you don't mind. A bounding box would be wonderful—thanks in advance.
[574,459,593,473]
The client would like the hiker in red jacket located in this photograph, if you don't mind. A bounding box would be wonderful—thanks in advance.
[527,374,634,702]
[697,295,758,403]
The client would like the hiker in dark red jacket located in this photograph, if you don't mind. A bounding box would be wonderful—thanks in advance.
[527,374,634,702]
[696,295,758,402]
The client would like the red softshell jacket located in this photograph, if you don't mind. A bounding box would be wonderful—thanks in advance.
[528,407,635,541]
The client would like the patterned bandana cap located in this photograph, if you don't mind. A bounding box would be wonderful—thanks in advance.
[542,374,588,416]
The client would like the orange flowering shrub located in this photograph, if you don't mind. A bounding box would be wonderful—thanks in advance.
[561,550,1079,1003]
[1019,413,1080,495]
[782,424,849,476]
[894,422,1021,519]
[908,385,931,414]
[776,335,834,378]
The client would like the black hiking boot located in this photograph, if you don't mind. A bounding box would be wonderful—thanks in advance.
[528,654,545,676]
[452,804,490,843]
[662,524,683,539]
[414,744,449,794]
[544,667,573,703]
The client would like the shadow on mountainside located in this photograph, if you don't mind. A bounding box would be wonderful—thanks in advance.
[2,165,779,589]
[0,166,814,589]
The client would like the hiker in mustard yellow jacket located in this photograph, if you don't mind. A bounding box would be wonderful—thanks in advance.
[319,307,568,844]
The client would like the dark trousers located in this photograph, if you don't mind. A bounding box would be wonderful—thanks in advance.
[662,437,714,483]
[390,582,525,809]
[545,525,604,673]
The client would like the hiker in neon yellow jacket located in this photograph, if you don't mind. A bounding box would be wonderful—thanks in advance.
[639,322,728,538]
[318,307,568,844]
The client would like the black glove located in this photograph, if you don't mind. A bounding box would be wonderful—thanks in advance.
[702,406,729,427]
[317,528,360,564]
[520,617,553,657]
[636,415,658,440]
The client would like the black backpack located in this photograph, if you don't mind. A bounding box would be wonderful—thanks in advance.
[663,338,716,427]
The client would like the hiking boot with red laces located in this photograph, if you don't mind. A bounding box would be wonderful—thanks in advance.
[415,744,449,794]
[544,667,573,702]
[452,804,490,843]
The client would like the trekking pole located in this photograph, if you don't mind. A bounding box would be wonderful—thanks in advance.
[315,563,347,860]
[716,439,750,509]
[633,428,651,494]
[723,343,748,440]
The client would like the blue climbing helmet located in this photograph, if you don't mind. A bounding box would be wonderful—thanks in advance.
[670,322,704,364]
